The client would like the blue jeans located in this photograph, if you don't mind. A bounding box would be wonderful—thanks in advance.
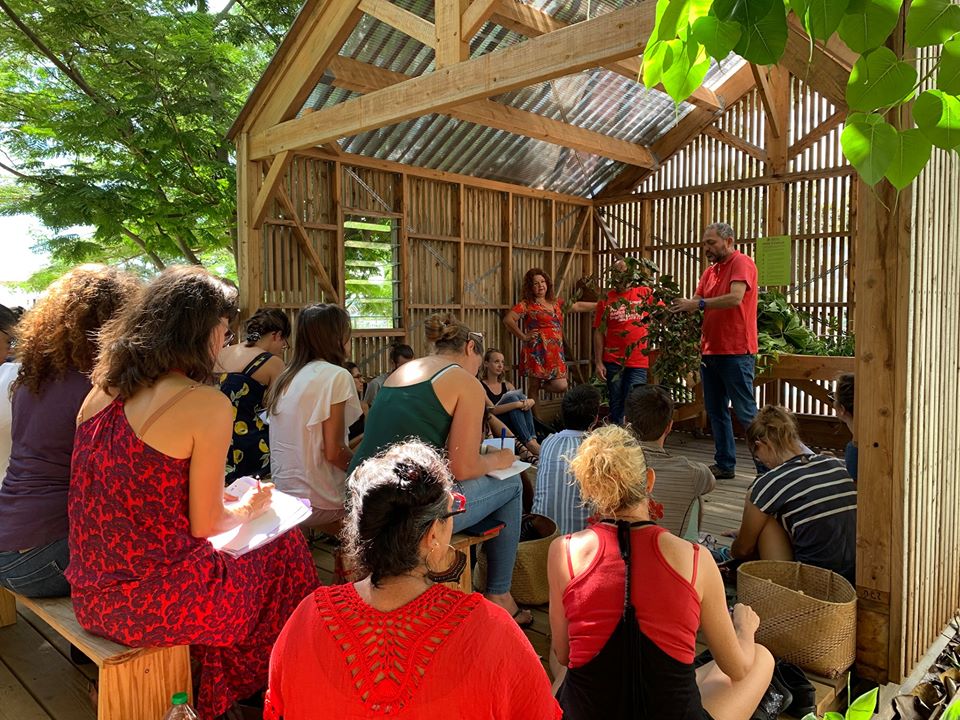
[701,354,759,471]
[497,390,536,444]
[0,537,70,597]
[605,363,648,425]
[453,473,522,595]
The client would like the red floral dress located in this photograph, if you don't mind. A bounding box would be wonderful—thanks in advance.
[512,298,567,381]
[265,583,561,719]
[66,398,320,720]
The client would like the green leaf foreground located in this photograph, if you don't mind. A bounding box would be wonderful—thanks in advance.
[642,0,960,191]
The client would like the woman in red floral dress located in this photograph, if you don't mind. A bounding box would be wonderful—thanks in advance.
[67,267,319,720]
[504,268,596,401]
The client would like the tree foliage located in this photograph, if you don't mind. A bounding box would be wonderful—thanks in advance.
[643,0,960,190]
[0,0,295,281]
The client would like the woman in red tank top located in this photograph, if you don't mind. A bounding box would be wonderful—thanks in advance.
[67,267,319,720]
[547,425,773,720]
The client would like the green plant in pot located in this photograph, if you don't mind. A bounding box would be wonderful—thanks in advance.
[800,683,877,720]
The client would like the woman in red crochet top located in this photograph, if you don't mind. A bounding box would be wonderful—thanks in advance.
[266,440,560,719]
[547,425,774,720]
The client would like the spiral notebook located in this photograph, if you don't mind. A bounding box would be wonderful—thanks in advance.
[210,476,312,557]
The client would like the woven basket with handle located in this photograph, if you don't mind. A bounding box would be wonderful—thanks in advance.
[475,513,558,606]
[737,560,857,679]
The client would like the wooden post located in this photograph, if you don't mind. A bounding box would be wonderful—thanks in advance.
[236,132,263,316]
[98,646,191,720]
[0,587,15,628]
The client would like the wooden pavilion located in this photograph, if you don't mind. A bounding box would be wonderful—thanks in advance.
[227,0,960,686]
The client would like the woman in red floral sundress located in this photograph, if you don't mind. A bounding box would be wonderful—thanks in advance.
[504,268,596,402]
[67,266,319,720]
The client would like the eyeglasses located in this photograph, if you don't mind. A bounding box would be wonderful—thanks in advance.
[468,331,484,348]
[222,330,236,348]
[441,492,467,519]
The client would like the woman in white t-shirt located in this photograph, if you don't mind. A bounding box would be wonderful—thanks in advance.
[266,304,362,533]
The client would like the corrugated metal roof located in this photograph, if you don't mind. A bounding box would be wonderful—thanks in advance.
[301,0,742,197]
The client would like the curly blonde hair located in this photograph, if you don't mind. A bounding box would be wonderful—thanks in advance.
[568,424,650,516]
[15,265,140,395]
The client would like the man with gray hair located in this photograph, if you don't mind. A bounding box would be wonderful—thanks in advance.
[670,222,759,480]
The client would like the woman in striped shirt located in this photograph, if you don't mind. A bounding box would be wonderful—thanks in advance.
[731,405,857,583]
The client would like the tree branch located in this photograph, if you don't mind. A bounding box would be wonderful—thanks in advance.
[155,223,201,265]
[214,0,239,27]
[121,227,166,270]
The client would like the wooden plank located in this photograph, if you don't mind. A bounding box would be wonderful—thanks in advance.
[462,0,498,39]
[236,132,263,315]
[0,589,14,628]
[0,612,96,720]
[275,187,341,302]
[762,354,855,382]
[19,608,98,683]
[0,661,49,720]
[250,3,659,159]
[246,0,363,133]
[702,125,766,162]
[436,0,468,68]
[98,646,191,720]
[790,110,845,159]
[359,0,435,47]
[553,207,590,298]
[751,63,783,139]
[14,597,129,668]
[779,17,851,109]
[327,56,657,167]
[250,150,292,230]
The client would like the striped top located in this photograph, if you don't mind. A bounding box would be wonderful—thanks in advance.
[532,429,590,534]
[749,453,857,581]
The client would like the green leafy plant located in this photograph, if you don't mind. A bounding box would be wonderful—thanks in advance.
[800,684,878,720]
[642,0,960,190]
[756,290,854,367]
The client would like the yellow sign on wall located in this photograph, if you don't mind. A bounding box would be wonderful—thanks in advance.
[756,235,792,287]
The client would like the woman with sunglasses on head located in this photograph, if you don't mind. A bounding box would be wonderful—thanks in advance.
[349,314,532,625]
[67,266,318,720]
[266,440,560,720]
[215,307,290,482]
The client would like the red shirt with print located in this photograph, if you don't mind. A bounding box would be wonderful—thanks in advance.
[593,286,654,368]
[695,250,758,355]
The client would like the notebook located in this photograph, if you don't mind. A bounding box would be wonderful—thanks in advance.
[482,437,517,452]
[486,460,531,480]
[210,476,312,557]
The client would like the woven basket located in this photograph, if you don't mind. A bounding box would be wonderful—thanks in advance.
[475,514,558,605]
[737,561,857,679]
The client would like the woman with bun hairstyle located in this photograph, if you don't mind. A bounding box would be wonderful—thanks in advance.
[732,405,857,583]
[266,440,561,719]
[0,265,138,597]
[549,424,773,720]
[267,303,362,532]
[215,307,290,482]
[349,314,531,625]
[504,267,596,400]
[67,266,318,720]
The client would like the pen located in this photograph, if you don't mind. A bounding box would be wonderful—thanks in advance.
[500,427,506,450]
[256,477,261,491]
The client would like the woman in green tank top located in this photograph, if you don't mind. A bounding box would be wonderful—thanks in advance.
[349,314,533,626]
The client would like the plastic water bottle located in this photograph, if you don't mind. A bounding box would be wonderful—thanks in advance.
[162,692,198,719]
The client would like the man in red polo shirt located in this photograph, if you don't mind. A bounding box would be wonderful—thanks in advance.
[593,266,654,425]
[670,222,759,480]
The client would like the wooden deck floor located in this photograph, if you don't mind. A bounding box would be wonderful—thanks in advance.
[0,434,839,719]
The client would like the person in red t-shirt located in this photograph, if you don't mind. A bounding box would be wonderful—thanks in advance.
[670,223,760,480]
[593,268,654,425]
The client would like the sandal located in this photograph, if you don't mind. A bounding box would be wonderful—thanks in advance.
[512,607,534,628]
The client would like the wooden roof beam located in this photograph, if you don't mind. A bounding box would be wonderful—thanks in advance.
[462,0,498,38]
[436,0,469,67]
[250,3,658,160]
[359,0,436,47]
[751,63,784,138]
[490,0,720,110]
[595,62,756,199]
[779,16,851,109]
[328,56,656,167]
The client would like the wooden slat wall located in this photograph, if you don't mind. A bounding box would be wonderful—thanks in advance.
[597,79,853,418]
[245,155,592,384]
[898,41,960,679]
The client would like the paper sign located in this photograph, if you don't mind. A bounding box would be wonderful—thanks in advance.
[756,235,792,287]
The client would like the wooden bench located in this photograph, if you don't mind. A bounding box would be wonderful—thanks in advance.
[450,528,502,594]
[0,587,190,720]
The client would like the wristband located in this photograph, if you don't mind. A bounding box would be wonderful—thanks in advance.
[698,298,706,311]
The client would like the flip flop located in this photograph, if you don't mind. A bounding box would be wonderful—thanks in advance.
[512,607,534,628]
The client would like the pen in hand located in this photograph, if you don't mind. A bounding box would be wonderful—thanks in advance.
[500,427,506,450]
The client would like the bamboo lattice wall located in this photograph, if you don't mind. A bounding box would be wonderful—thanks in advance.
[246,153,593,385]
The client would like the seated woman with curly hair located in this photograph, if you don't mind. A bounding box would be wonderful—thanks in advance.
[67,266,319,720]
[0,265,138,597]
[266,440,560,720]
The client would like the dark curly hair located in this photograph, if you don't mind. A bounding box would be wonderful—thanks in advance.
[92,265,238,398]
[244,308,290,346]
[521,267,554,304]
[343,440,453,587]
[14,265,140,395]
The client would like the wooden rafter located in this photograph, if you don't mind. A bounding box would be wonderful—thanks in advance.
[245,0,363,134]
[328,56,657,167]
[359,0,435,47]
[779,16,851,109]
[703,125,766,162]
[554,207,591,297]
[250,3,658,160]
[751,63,784,138]
[250,150,292,229]
[275,187,340,303]
[489,0,720,110]
[596,62,756,199]
[436,0,469,67]
[789,109,844,158]
[462,0,498,38]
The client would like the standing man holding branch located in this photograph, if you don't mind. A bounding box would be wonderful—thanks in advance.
[671,222,759,480]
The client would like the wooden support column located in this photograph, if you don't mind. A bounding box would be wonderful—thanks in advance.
[762,66,790,240]
[334,160,345,303]
[436,0,469,68]
[236,132,263,316]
